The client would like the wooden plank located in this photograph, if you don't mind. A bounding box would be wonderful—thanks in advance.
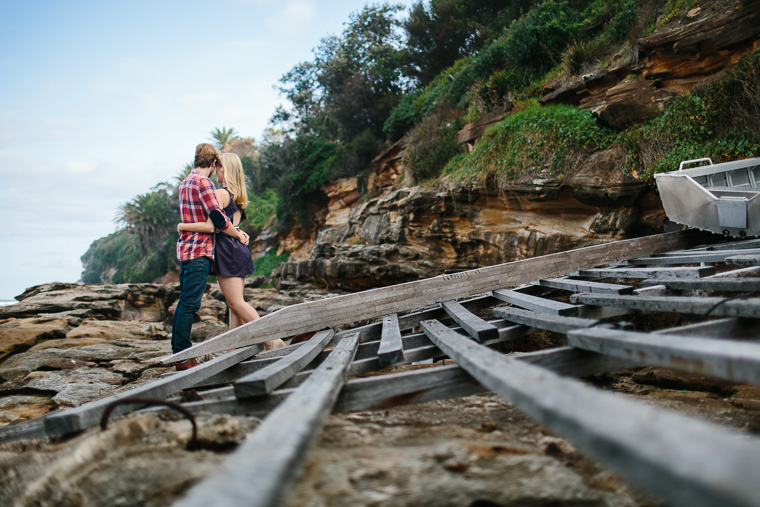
[579,266,716,279]
[492,306,598,333]
[567,327,760,385]
[537,277,634,295]
[726,255,760,266]
[570,294,760,318]
[441,300,499,341]
[643,278,760,292]
[377,314,404,367]
[492,288,579,316]
[0,416,47,444]
[654,318,759,340]
[233,329,334,398]
[43,345,262,437]
[420,319,760,507]
[169,346,641,422]
[515,347,642,376]
[630,249,760,265]
[174,332,361,507]
[164,231,701,362]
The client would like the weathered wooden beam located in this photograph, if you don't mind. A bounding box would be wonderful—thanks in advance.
[537,277,634,295]
[643,278,760,292]
[654,318,759,340]
[726,254,760,266]
[570,294,760,318]
[420,319,760,507]
[567,327,760,386]
[170,346,641,422]
[174,332,361,507]
[515,346,642,376]
[630,249,760,265]
[378,313,404,367]
[233,329,334,398]
[492,288,580,316]
[579,266,716,279]
[441,300,499,341]
[492,306,598,333]
[164,231,700,362]
[43,345,262,437]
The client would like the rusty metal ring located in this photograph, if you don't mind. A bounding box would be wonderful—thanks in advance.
[100,396,198,446]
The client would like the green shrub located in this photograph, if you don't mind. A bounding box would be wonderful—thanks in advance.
[445,103,614,181]
[621,49,760,179]
[253,249,290,277]
[243,188,280,229]
[505,1,582,75]
[404,108,463,183]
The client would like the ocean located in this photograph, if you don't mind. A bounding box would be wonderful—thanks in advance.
[0,300,17,307]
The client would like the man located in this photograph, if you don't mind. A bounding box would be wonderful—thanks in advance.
[172,143,249,370]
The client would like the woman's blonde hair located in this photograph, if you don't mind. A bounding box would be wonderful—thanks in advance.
[220,153,248,209]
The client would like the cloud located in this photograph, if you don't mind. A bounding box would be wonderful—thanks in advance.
[266,0,317,36]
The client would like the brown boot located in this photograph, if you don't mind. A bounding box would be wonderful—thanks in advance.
[175,358,199,371]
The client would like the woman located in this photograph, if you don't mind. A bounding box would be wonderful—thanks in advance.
[178,152,284,350]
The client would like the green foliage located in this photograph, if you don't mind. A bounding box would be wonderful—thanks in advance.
[505,1,583,76]
[565,0,657,74]
[404,108,463,182]
[272,135,336,226]
[253,249,290,277]
[621,49,760,179]
[242,188,280,229]
[114,186,178,254]
[209,126,239,149]
[445,103,613,180]
[403,0,530,86]
[81,229,176,284]
[383,90,424,141]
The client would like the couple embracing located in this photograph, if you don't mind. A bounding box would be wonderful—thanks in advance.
[171,143,282,371]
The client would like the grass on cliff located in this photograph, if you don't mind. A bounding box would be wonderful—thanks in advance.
[443,102,614,183]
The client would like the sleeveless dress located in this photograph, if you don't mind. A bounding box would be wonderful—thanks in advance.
[210,188,256,277]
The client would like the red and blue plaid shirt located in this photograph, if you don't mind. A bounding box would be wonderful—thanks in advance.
[176,169,231,262]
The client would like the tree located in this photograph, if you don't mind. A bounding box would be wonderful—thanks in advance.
[209,126,239,150]
[403,0,534,86]
[277,3,409,143]
[114,187,178,254]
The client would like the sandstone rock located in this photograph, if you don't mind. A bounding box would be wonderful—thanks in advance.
[0,315,79,361]
[586,76,678,130]
[0,341,168,381]
[1,283,173,321]
[0,395,55,424]
[567,148,646,207]
[65,320,168,341]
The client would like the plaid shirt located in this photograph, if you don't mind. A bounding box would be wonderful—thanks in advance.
[176,169,231,262]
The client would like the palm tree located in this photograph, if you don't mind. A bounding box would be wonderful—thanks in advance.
[115,189,178,253]
[209,126,239,150]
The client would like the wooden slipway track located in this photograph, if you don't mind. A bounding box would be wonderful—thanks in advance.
[4,230,760,506]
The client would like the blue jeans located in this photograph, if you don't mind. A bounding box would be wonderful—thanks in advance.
[171,256,211,354]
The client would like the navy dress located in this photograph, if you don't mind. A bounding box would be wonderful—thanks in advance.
[210,188,255,277]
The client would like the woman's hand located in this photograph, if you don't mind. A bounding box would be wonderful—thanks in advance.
[238,229,250,246]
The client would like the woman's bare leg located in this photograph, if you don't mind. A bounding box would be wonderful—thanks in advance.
[218,275,283,350]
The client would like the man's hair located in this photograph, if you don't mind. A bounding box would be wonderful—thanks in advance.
[194,143,221,169]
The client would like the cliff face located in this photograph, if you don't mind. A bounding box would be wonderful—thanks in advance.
[269,3,760,291]
[274,147,664,291]
[541,1,760,129]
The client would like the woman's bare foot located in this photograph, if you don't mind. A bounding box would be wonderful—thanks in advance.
[264,339,285,350]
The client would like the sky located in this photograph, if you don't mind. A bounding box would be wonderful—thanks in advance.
[0,0,415,301]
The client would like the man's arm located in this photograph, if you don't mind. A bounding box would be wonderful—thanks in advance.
[198,178,248,244]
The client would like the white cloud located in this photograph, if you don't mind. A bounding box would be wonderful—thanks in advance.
[266,0,317,36]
